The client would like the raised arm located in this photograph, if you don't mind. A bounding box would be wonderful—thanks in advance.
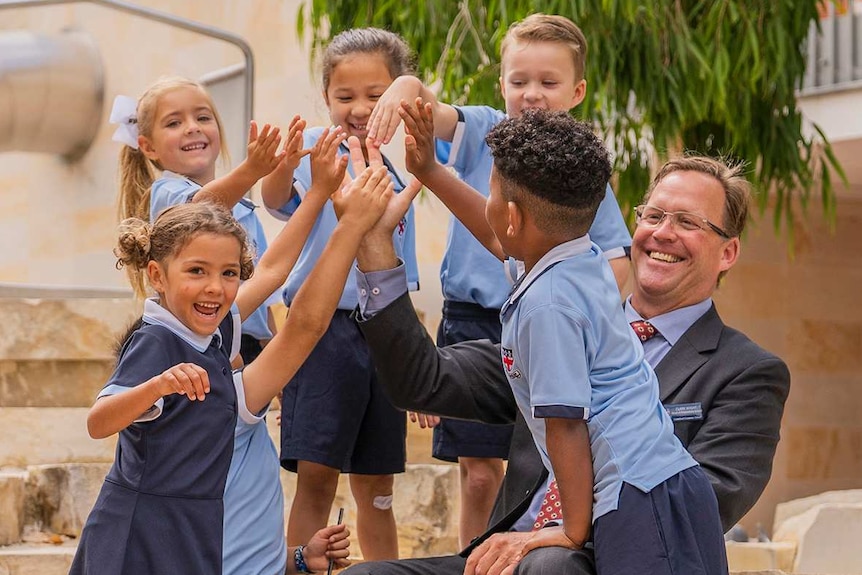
[260,115,310,210]
[194,121,284,207]
[401,98,505,260]
[367,75,460,145]
[240,162,414,414]
[234,127,347,320]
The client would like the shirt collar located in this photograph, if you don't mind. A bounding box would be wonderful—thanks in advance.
[502,235,594,316]
[624,296,713,346]
[143,297,220,352]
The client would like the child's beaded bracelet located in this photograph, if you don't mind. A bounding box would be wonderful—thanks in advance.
[294,544,315,574]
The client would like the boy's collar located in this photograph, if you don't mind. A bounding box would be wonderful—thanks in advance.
[142,297,220,352]
[501,234,593,316]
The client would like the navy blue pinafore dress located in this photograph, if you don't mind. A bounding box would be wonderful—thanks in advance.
[70,304,238,575]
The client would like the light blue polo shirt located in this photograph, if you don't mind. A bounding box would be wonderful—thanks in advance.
[436,105,632,309]
[268,127,419,310]
[500,236,696,522]
[223,371,285,575]
[150,172,279,341]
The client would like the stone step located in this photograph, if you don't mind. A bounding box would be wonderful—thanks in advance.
[0,542,76,575]
[0,408,117,467]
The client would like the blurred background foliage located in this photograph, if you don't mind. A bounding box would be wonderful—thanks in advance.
[297,0,845,239]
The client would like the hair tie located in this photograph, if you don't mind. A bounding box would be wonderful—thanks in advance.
[109,95,140,149]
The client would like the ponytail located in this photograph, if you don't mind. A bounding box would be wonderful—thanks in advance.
[117,146,156,222]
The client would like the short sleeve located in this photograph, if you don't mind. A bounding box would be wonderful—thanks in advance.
[446,106,505,174]
[588,184,631,259]
[98,328,174,421]
[150,177,199,221]
[519,304,592,419]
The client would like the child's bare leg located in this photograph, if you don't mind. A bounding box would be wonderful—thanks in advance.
[349,473,398,560]
[287,461,340,546]
[458,456,505,548]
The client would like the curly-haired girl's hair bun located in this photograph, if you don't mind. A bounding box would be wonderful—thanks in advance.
[114,217,153,271]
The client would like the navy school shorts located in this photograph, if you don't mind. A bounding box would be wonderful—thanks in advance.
[593,466,728,575]
[432,301,514,463]
[279,310,406,475]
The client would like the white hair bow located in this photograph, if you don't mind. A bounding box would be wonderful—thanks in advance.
[109,95,140,149]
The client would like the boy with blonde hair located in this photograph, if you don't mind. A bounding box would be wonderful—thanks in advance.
[367,14,631,546]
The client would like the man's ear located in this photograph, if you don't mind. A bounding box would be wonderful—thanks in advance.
[719,236,741,273]
[146,260,165,294]
[507,201,524,238]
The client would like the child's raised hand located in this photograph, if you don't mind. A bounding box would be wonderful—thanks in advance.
[308,126,349,200]
[245,121,285,178]
[280,115,311,172]
[400,97,438,179]
[152,363,210,401]
[303,523,351,572]
[367,76,419,146]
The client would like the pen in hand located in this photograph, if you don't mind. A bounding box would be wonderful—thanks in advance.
[327,507,345,575]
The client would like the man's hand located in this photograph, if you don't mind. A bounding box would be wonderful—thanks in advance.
[301,523,351,572]
[463,531,534,575]
[345,136,422,238]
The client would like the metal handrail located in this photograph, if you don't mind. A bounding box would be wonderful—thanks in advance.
[0,0,254,129]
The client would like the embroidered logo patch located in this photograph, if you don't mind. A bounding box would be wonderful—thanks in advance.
[501,347,521,378]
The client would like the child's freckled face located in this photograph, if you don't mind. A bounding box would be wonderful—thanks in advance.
[500,40,585,119]
[139,87,222,185]
[147,233,242,336]
[324,52,394,146]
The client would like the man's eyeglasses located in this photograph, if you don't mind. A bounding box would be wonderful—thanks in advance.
[633,205,731,239]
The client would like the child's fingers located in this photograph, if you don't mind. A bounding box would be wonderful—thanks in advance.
[364,137,385,169]
[180,363,210,400]
[346,136,366,174]
[247,120,259,144]
[256,123,272,143]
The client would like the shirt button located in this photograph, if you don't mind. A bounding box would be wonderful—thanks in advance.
[371,287,381,295]
[360,289,367,297]
[222,367,228,375]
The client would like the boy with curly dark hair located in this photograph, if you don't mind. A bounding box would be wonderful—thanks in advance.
[488,109,727,574]
[400,104,728,574]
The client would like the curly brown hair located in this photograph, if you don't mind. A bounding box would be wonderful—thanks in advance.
[114,201,254,298]
[486,109,611,237]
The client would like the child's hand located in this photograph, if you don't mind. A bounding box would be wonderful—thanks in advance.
[408,411,440,429]
[281,115,311,172]
[245,121,285,178]
[333,164,394,233]
[303,523,352,572]
[400,97,439,180]
[153,363,210,401]
[308,126,349,200]
[367,75,421,146]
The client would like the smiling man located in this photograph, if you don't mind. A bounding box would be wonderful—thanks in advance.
[346,154,790,575]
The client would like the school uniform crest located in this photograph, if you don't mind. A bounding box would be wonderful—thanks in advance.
[501,347,521,378]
